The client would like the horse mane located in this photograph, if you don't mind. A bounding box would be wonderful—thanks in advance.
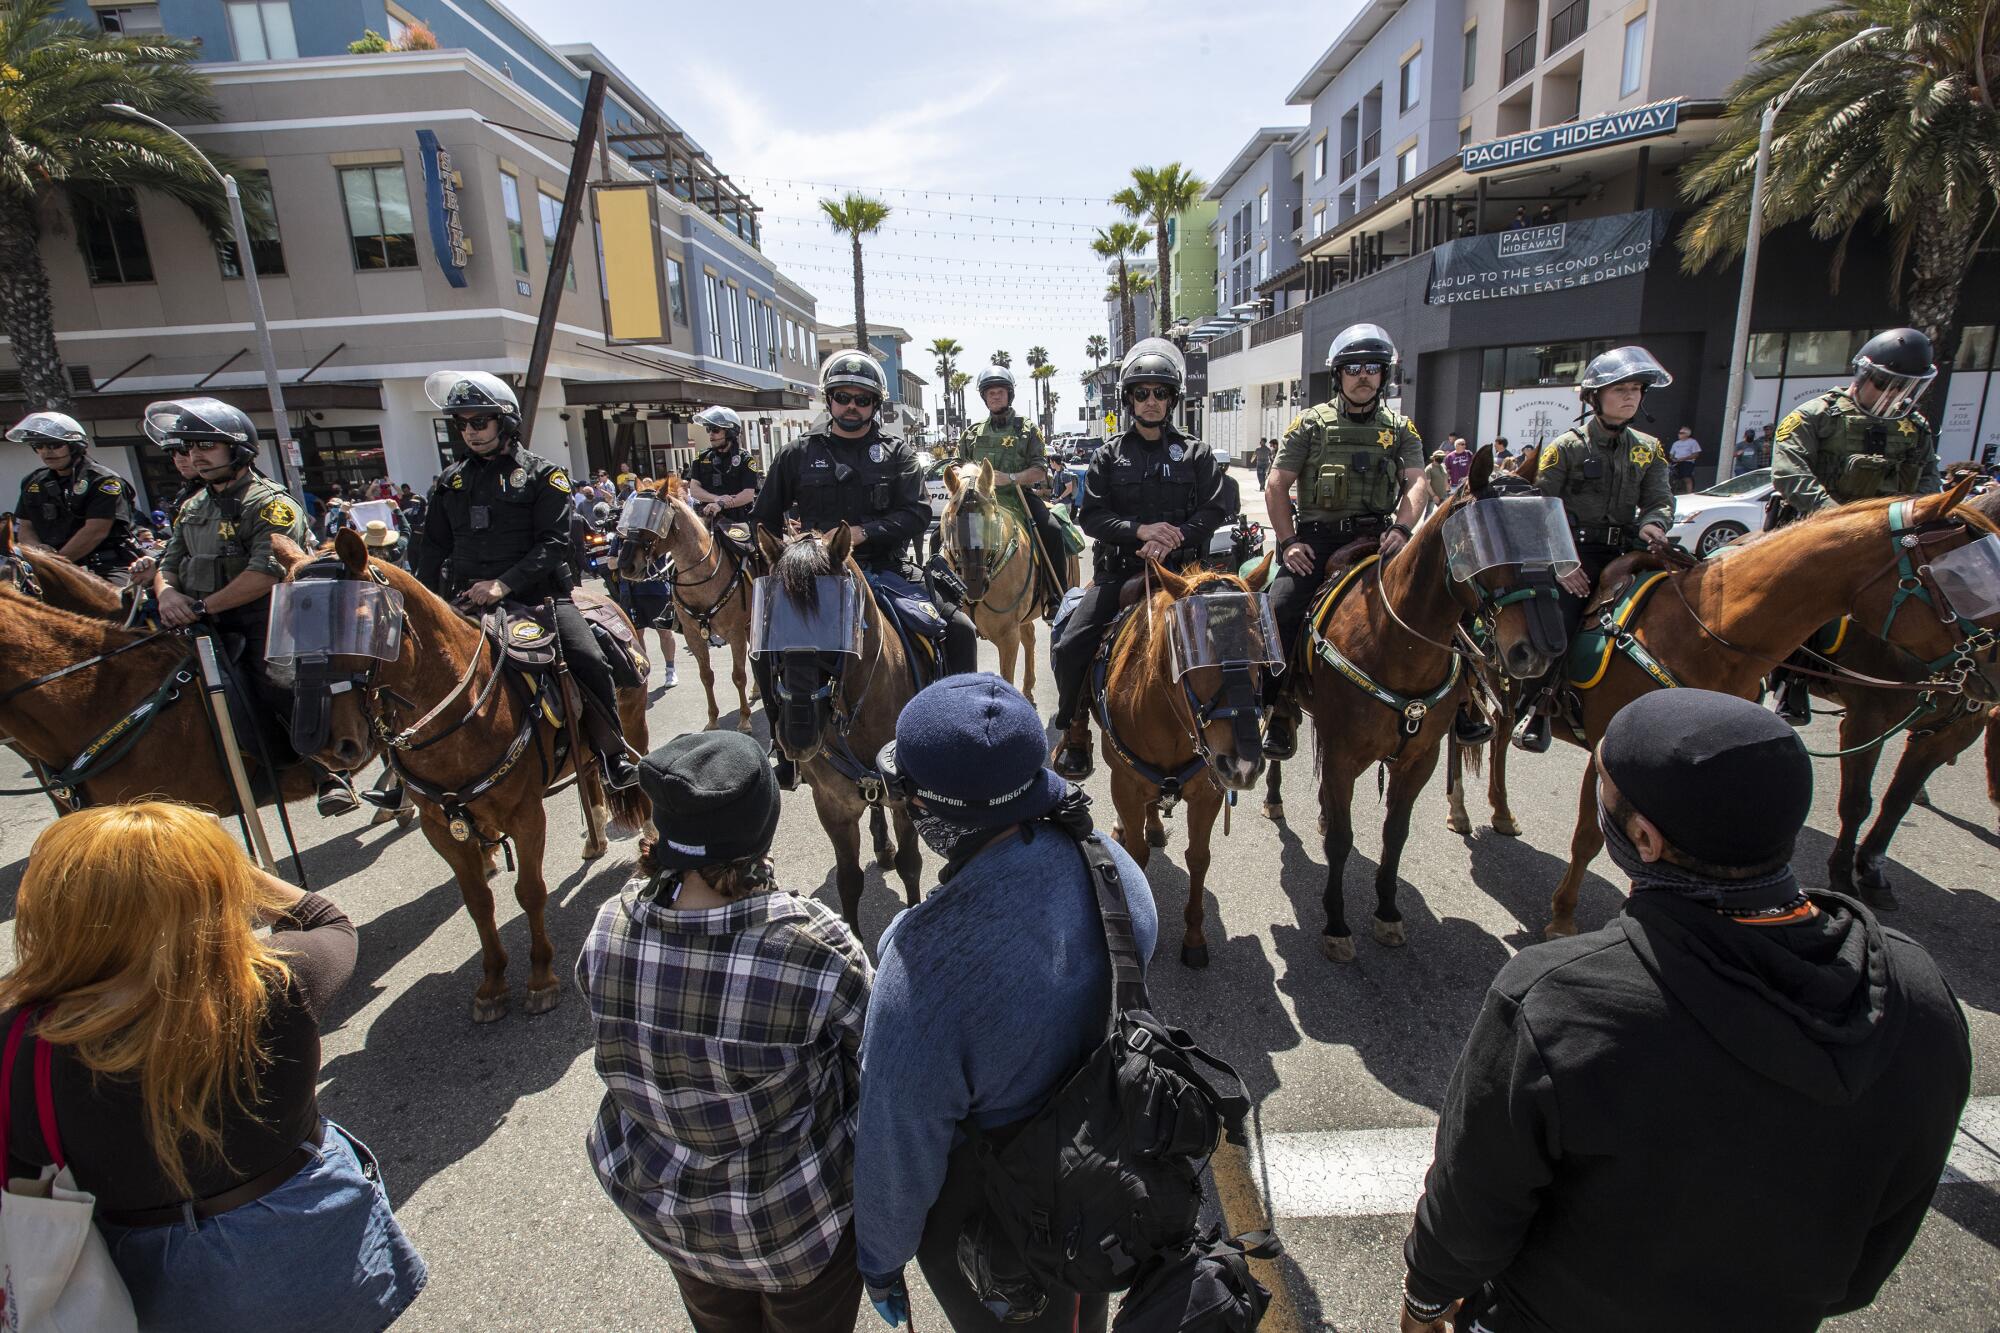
[774,533,831,609]
[0,582,151,644]
[16,546,122,610]
[1110,565,1251,680]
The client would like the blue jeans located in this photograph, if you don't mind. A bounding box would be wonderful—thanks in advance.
[99,1118,427,1333]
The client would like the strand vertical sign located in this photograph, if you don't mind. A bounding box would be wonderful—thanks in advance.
[592,183,669,345]
[416,129,470,288]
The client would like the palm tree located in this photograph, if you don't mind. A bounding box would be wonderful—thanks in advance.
[0,1,236,411]
[1086,334,1109,372]
[1113,163,1208,333]
[819,191,892,351]
[991,349,1012,368]
[1092,222,1152,350]
[1025,345,1049,428]
[929,336,962,428]
[1680,1,2000,402]
[948,370,972,428]
[1031,362,1058,436]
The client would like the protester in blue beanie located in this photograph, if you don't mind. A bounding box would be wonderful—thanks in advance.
[853,673,1157,1333]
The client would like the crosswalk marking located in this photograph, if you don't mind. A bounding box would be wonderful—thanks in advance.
[1251,1095,2000,1220]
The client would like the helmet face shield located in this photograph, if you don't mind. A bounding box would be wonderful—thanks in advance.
[1851,357,1937,420]
[1579,346,1673,392]
[694,405,741,432]
[7,412,87,448]
[1327,323,1397,370]
[819,351,890,399]
[423,370,519,415]
[142,397,255,449]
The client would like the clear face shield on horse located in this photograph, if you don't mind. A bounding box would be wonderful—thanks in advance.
[617,494,675,542]
[1922,534,2000,699]
[946,506,1011,595]
[265,576,406,757]
[749,574,867,758]
[1442,495,1581,669]
[1168,590,1285,786]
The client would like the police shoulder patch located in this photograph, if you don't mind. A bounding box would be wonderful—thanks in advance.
[98,476,123,494]
[260,496,300,528]
[547,468,573,494]
[1774,410,1805,443]
[450,472,466,489]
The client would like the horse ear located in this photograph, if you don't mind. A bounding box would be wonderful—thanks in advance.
[944,465,962,497]
[0,513,14,555]
[757,526,784,565]
[334,527,368,575]
[1243,551,1272,591]
[978,459,995,493]
[1935,471,1979,514]
[1152,558,1190,597]
[1469,445,1494,492]
[1516,444,1541,483]
[826,524,854,569]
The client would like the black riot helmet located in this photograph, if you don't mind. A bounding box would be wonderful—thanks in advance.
[1118,337,1185,409]
[6,411,89,469]
[1850,328,1937,421]
[424,370,523,439]
[1576,345,1673,426]
[820,351,891,402]
[142,397,261,468]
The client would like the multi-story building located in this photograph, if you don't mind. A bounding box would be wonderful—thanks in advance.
[1166,201,1219,327]
[3,0,823,513]
[1103,260,1158,362]
[816,323,928,439]
[1199,128,1307,461]
[1199,0,2000,477]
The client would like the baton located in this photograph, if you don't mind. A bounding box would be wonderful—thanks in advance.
[193,633,280,872]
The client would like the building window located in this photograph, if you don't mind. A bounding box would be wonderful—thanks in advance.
[1313,137,1328,181]
[666,257,688,327]
[76,188,153,285]
[763,304,778,369]
[226,2,297,61]
[537,190,575,290]
[727,286,744,362]
[1257,247,1269,282]
[807,328,818,364]
[499,171,528,275]
[748,296,764,367]
[217,169,284,277]
[96,5,164,35]
[1463,26,1477,89]
[1312,207,1326,237]
[1399,50,1422,112]
[385,1,418,44]
[1258,188,1269,225]
[1460,124,1473,147]
[338,164,417,269]
[1620,15,1648,97]
[702,274,723,357]
[1396,143,1421,187]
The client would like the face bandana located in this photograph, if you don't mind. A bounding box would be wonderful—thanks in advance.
[1597,800,1805,914]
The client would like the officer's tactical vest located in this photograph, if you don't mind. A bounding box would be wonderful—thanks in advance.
[1787,392,1932,504]
[1543,422,1660,529]
[1293,403,1410,517]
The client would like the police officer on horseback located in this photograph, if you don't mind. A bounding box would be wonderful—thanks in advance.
[145,396,357,814]
[1261,324,1430,759]
[414,370,639,791]
[1049,338,1229,779]
[9,411,139,581]
[1518,345,1676,750]
[1766,328,1944,721]
[687,405,760,524]
[958,364,1074,618]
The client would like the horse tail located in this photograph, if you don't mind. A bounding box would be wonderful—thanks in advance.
[1460,731,1486,779]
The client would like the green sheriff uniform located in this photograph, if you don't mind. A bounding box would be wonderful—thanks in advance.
[160,473,307,660]
[1265,399,1425,657]
[957,411,1047,528]
[1771,389,1941,520]
[1535,418,1674,635]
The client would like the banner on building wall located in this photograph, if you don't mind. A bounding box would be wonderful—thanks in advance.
[416,130,470,289]
[1461,99,1681,173]
[592,183,668,344]
[1426,209,1670,306]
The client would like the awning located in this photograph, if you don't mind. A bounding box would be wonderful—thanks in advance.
[560,378,809,411]
[0,381,383,425]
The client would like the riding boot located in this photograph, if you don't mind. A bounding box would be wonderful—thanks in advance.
[315,766,359,817]
[359,771,406,811]
[1774,669,1813,725]
[1513,711,1552,754]
[1053,715,1095,780]
[1453,704,1494,745]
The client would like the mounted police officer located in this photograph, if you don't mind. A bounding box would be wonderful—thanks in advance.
[414,370,639,791]
[1049,338,1229,779]
[1261,324,1429,759]
[753,349,977,667]
[8,411,139,581]
[959,364,1074,618]
[1517,345,1676,750]
[145,396,356,815]
[1767,328,1945,721]
[686,404,760,524]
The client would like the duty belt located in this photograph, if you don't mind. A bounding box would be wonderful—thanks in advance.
[1571,521,1629,548]
[1300,514,1388,541]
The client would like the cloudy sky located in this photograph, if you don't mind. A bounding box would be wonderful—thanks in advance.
[505,0,1348,417]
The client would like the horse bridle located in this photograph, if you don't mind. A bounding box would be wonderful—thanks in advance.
[0,551,44,601]
[1374,479,1567,669]
[941,492,1029,616]
[767,571,889,793]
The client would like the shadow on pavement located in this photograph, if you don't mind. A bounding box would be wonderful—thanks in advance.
[1457,824,1627,949]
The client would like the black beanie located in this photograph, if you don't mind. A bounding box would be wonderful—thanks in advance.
[1598,689,1812,867]
[639,731,780,870]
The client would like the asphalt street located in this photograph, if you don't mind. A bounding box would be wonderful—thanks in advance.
[0,467,1995,1331]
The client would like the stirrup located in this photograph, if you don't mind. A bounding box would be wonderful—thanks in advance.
[1512,713,1551,754]
[1264,710,1297,760]
[1452,705,1494,745]
[1053,723,1094,779]
[315,773,359,817]
[601,751,640,791]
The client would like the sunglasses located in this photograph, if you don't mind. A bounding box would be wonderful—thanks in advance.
[828,391,878,409]
[1127,386,1175,403]
[1340,362,1388,377]
[455,415,500,431]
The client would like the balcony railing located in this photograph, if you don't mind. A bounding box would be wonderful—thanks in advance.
[1548,0,1587,54]
[1206,328,1246,359]
[1340,147,1357,179]
[1249,305,1304,349]
[1502,31,1536,85]
[1361,130,1380,164]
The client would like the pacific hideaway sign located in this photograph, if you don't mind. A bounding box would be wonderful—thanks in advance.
[1426,209,1670,306]
[1459,99,1680,174]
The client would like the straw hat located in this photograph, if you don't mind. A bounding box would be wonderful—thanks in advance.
[362,519,398,549]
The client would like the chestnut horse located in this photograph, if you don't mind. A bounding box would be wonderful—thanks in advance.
[1095,561,1278,967]
[1264,448,1568,962]
[615,478,757,731]
[939,460,1041,693]
[0,516,125,618]
[755,526,922,927]
[310,530,650,1021]
[1534,476,1998,937]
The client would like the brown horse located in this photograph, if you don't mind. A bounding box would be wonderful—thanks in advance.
[1265,448,1567,962]
[616,478,757,731]
[939,460,1041,693]
[0,516,126,618]
[1095,560,1281,967]
[1534,476,1997,937]
[754,526,922,927]
[310,530,650,1021]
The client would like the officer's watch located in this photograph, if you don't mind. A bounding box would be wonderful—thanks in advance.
[1388,522,1413,538]
[189,598,209,618]
[1281,535,1310,551]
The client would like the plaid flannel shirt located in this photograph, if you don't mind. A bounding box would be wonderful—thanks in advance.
[576,876,873,1290]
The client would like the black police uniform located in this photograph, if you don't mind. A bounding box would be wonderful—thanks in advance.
[753,422,977,675]
[414,442,631,767]
[15,459,138,577]
[1051,423,1230,728]
[688,444,760,524]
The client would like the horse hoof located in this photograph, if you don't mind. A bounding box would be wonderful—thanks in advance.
[1445,811,1470,834]
[1181,942,1210,969]
[1146,826,1168,848]
[1263,801,1283,822]
[1492,815,1521,838]
[736,717,753,734]
[1860,882,1900,912]
[1321,934,1356,964]
[1912,785,1932,809]
[524,982,561,1015]
[471,992,509,1024]
[1543,918,1578,940]
[1372,916,1407,948]
[395,807,417,828]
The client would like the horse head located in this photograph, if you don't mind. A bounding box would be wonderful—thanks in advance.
[1850,474,2000,701]
[1148,558,1277,791]
[1443,444,1571,681]
[615,477,682,579]
[941,460,1008,601]
[0,514,40,599]
[269,527,411,771]
[754,523,868,763]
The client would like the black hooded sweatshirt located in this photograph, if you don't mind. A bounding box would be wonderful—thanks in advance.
[1405,889,1969,1332]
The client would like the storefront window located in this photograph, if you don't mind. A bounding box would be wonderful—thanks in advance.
[299,425,389,497]
[1955,325,1995,371]
[1784,329,1864,377]
[1747,331,1787,378]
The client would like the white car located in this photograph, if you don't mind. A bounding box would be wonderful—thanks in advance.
[1668,467,1772,557]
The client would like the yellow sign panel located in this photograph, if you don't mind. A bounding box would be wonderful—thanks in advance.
[593,184,665,344]
[1104,412,1118,435]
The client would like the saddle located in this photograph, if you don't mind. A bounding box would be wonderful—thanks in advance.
[476,595,647,689]
[865,570,947,690]
[1578,549,1691,623]
[574,589,649,687]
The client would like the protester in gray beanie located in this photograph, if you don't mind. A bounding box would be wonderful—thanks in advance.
[1401,690,1971,1333]
[578,731,873,1333]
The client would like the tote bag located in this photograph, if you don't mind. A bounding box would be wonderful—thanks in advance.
[0,1009,137,1333]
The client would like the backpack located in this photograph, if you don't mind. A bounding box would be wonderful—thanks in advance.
[1113,1228,1283,1333]
[963,833,1257,1304]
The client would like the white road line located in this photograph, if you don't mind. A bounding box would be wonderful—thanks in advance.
[1253,1095,2000,1220]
